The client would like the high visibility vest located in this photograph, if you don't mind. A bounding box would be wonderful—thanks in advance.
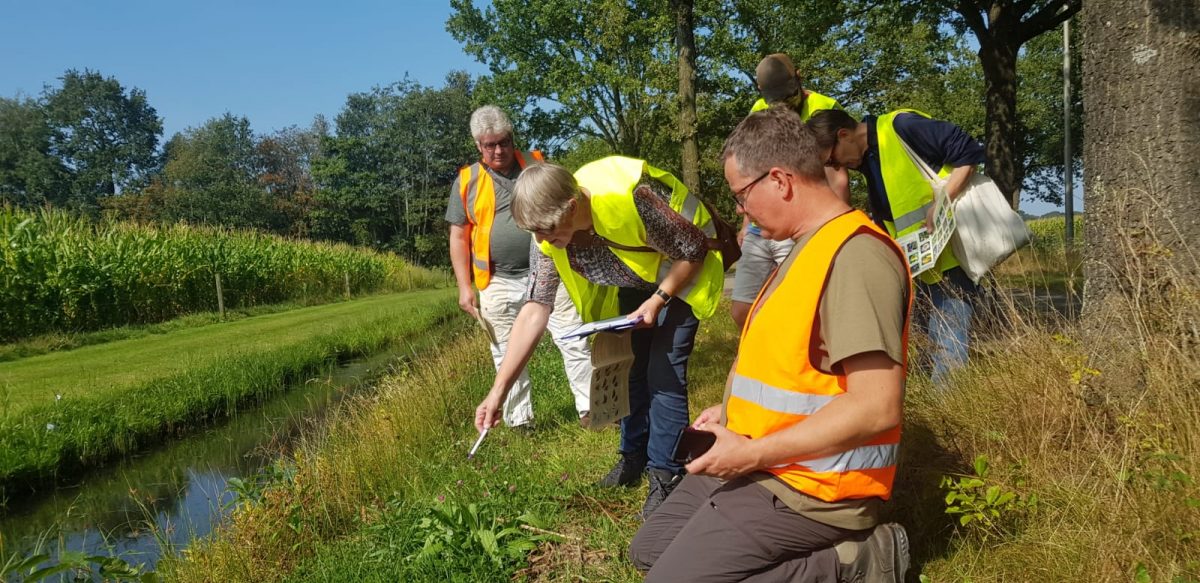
[749,90,842,121]
[726,210,911,502]
[875,109,960,284]
[457,150,545,290]
[537,156,725,322]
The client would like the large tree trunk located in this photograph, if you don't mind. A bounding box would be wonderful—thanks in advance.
[979,40,1025,210]
[672,0,701,195]
[1080,0,1199,394]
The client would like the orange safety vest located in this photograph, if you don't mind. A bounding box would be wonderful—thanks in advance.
[725,210,912,502]
[457,150,545,290]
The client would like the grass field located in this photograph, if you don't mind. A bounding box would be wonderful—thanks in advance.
[0,289,457,494]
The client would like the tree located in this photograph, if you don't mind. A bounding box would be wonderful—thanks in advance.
[257,121,325,236]
[42,69,162,213]
[938,0,1081,209]
[0,96,67,207]
[311,74,477,264]
[1081,0,1199,321]
[672,0,701,194]
[447,0,676,158]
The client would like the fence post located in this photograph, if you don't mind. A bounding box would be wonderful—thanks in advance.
[344,272,351,299]
[215,273,226,319]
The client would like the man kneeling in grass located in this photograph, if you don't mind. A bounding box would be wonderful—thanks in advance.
[629,107,913,582]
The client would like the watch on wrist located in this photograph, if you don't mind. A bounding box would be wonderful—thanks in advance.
[654,288,673,304]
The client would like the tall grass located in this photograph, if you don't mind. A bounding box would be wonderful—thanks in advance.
[0,206,447,341]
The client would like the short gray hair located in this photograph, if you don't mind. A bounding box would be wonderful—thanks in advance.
[722,107,824,183]
[512,163,581,232]
[470,105,513,140]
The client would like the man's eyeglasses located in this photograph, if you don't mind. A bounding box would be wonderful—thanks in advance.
[730,171,769,209]
[479,137,513,151]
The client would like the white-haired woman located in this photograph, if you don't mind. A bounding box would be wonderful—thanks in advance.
[473,156,726,518]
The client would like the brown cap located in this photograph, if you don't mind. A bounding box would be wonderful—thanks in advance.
[755,53,802,103]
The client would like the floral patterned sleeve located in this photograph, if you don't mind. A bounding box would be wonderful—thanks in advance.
[633,180,709,263]
[526,239,561,306]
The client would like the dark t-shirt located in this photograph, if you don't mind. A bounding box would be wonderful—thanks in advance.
[860,113,986,228]
[445,162,531,277]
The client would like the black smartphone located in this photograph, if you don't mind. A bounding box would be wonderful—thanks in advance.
[671,427,716,464]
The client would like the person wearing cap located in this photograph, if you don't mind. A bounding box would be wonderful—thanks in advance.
[807,107,986,386]
[448,105,594,430]
[730,53,851,332]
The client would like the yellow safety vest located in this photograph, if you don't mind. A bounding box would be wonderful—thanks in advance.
[726,210,911,502]
[537,156,725,322]
[875,109,960,284]
[749,90,842,121]
[457,150,545,290]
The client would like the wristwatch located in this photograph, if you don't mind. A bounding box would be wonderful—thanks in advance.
[654,288,673,305]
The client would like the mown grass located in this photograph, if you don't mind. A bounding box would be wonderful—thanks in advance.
[0,289,457,497]
[168,213,1198,582]
[0,206,449,341]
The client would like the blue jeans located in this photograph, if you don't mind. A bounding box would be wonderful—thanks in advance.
[915,268,977,387]
[619,288,697,474]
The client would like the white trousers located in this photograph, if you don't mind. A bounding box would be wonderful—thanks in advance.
[478,274,592,426]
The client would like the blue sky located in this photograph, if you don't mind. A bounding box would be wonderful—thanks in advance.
[1,1,1071,213]
[0,0,486,139]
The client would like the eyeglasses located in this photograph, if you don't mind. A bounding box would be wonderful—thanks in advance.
[479,137,513,151]
[730,171,769,209]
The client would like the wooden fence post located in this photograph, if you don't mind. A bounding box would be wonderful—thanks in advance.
[344,272,351,299]
[215,273,226,319]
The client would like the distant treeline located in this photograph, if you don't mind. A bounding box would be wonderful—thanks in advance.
[0,207,444,341]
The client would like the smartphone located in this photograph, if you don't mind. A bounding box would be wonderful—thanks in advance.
[671,427,716,464]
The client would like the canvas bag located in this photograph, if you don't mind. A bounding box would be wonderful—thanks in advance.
[897,137,1030,283]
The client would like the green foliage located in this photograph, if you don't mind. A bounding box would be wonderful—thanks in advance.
[1,550,156,582]
[412,499,556,569]
[1027,215,1085,253]
[0,96,67,208]
[940,455,1038,542]
[42,69,162,213]
[311,73,476,265]
[0,206,436,341]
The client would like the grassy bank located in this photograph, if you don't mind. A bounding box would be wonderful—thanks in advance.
[169,282,1197,579]
[0,206,448,341]
[0,289,457,496]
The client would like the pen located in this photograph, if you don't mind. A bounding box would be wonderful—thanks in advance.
[467,428,489,459]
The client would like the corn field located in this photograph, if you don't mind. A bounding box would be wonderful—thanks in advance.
[1026,215,1085,253]
[0,207,444,341]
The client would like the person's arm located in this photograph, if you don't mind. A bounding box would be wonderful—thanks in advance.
[826,166,851,204]
[475,301,552,430]
[627,257,702,328]
[686,350,904,479]
[627,182,709,327]
[448,223,479,318]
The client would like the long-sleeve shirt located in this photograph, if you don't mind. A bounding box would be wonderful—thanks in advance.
[526,177,708,306]
[860,113,986,228]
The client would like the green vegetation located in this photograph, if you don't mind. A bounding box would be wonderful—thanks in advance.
[0,207,446,341]
[169,275,1198,581]
[0,289,456,494]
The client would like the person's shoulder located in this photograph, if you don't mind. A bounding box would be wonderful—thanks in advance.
[836,233,906,281]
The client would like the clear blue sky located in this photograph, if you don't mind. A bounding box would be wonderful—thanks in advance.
[1,1,1071,214]
[0,0,487,140]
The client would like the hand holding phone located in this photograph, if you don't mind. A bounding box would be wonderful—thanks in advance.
[671,427,717,464]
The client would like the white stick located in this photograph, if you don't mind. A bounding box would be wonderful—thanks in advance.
[467,428,489,459]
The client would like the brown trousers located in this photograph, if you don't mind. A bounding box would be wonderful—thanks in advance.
[629,474,861,582]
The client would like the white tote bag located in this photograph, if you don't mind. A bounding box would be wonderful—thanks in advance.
[898,138,1030,283]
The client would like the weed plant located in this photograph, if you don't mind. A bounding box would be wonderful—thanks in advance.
[168,212,1198,582]
[0,206,448,342]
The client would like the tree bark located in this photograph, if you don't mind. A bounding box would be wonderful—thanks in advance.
[1080,0,1199,372]
[979,40,1025,209]
[672,0,701,195]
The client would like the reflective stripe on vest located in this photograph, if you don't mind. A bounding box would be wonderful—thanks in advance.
[749,91,842,121]
[725,210,911,502]
[876,110,960,284]
[537,156,725,322]
[458,150,544,290]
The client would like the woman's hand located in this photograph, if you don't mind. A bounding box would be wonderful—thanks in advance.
[628,295,666,329]
[475,390,505,432]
